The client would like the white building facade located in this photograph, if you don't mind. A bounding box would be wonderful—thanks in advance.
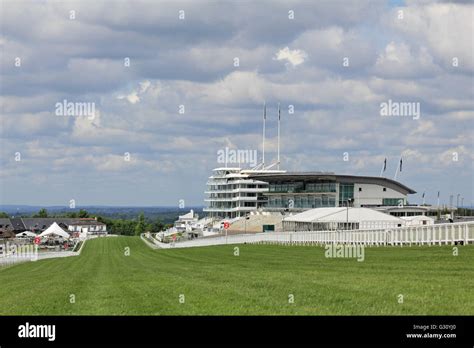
[204,168,283,219]
[204,169,416,219]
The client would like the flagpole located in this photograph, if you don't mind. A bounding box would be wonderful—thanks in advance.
[380,158,386,177]
[394,156,402,181]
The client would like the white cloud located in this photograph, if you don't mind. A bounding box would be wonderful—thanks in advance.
[1,0,472,206]
[117,80,152,104]
[201,71,265,104]
[139,80,151,93]
[374,41,439,78]
[389,2,474,72]
[117,91,140,104]
[274,47,308,67]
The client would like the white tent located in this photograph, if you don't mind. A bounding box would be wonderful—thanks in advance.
[16,231,37,238]
[283,207,405,231]
[284,207,403,222]
[39,222,70,239]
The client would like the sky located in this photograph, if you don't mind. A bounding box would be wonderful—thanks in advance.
[0,0,472,207]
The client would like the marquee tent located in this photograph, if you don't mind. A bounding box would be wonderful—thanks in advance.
[282,207,405,231]
[39,222,70,239]
[16,231,37,238]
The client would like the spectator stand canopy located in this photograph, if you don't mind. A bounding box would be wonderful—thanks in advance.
[39,222,70,239]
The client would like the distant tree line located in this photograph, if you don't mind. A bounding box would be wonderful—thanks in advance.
[31,208,91,218]
[0,207,199,225]
[97,212,172,236]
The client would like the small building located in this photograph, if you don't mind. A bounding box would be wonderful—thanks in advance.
[374,205,455,218]
[0,218,12,232]
[282,207,405,231]
[68,218,107,236]
[174,210,199,232]
[0,230,16,239]
[400,215,435,226]
[21,218,75,233]
[0,218,15,239]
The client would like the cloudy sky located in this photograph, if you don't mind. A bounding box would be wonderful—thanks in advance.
[0,0,472,207]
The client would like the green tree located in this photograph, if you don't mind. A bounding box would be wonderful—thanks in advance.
[78,209,89,218]
[134,212,146,236]
[0,212,9,218]
[34,208,48,218]
[126,221,136,235]
[150,218,164,232]
[112,220,122,235]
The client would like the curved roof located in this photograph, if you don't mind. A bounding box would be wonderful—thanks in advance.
[248,172,416,195]
[283,207,403,223]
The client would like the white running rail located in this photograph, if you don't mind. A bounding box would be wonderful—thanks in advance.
[0,237,89,270]
[143,222,474,249]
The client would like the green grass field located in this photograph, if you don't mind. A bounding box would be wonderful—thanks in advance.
[0,236,473,315]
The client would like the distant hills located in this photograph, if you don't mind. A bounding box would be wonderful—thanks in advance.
[0,205,205,223]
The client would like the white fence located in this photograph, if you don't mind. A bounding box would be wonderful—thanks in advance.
[0,237,88,270]
[145,222,474,249]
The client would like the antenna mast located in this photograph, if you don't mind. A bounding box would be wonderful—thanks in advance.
[277,103,281,170]
[262,101,266,168]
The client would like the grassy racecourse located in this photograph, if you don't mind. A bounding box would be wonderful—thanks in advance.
[0,236,472,315]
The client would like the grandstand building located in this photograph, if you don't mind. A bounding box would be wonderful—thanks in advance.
[204,168,416,219]
[203,104,423,221]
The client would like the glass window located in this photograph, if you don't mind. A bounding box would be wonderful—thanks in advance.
[383,198,405,206]
[339,183,354,205]
[322,195,328,205]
